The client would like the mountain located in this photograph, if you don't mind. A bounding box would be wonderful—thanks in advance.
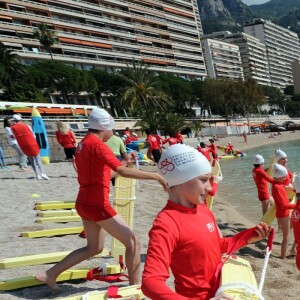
[250,0,300,19]
[198,0,300,36]
[198,0,254,34]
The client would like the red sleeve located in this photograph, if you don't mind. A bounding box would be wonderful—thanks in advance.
[259,169,274,183]
[69,131,76,144]
[98,143,123,171]
[219,228,257,254]
[55,131,62,145]
[142,214,188,300]
[162,138,168,145]
[274,185,296,211]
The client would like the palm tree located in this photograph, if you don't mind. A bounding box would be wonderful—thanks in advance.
[135,110,161,132]
[118,60,171,111]
[33,23,56,60]
[161,112,186,136]
[0,42,27,90]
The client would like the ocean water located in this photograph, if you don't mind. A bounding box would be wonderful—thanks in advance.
[217,139,300,224]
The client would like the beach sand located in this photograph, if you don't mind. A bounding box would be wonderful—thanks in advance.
[1,130,300,300]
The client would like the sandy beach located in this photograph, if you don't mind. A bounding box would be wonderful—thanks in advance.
[1,130,300,300]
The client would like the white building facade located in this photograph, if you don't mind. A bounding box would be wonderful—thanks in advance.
[201,38,244,80]
[244,19,300,89]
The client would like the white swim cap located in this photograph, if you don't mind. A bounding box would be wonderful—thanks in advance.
[88,108,115,130]
[253,154,264,165]
[12,114,22,121]
[275,149,287,161]
[157,144,212,187]
[132,132,138,136]
[273,163,288,178]
[295,174,300,193]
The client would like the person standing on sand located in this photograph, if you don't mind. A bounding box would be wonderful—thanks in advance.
[252,154,274,215]
[145,129,161,164]
[272,163,296,259]
[11,114,49,180]
[207,138,217,160]
[36,107,168,291]
[142,144,271,300]
[291,174,300,270]
[242,131,247,143]
[4,117,28,171]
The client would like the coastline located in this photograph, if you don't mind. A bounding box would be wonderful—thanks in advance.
[0,131,300,299]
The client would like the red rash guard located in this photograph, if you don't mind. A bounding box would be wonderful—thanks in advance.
[272,182,296,218]
[197,147,211,162]
[147,134,160,151]
[252,167,274,201]
[154,134,163,147]
[124,130,131,137]
[291,200,300,270]
[55,130,76,148]
[163,137,179,146]
[207,143,217,159]
[282,166,293,186]
[175,133,183,142]
[75,134,122,207]
[142,201,256,300]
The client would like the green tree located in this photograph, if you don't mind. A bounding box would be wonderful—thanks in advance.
[33,23,56,60]
[2,82,45,102]
[188,120,204,138]
[0,42,27,90]
[135,109,161,133]
[261,85,286,113]
[118,60,171,111]
[160,112,186,136]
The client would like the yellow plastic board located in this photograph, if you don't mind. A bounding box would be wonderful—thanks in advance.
[111,176,136,262]
[206,160,222,210]
[37,209,78,217]
[57,285,143,300]
[261,195,296,225]
[35,201,75,205]
[217,256,260,300]
[36,216,81,223]
[35,202,75,210]
[0,250,108,269]
[0,269,89,291]
[20,227,83,238]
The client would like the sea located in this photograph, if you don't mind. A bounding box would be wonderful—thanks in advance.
[217,139,300,225]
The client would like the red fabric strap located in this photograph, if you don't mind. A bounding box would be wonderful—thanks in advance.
[267,227,275,251]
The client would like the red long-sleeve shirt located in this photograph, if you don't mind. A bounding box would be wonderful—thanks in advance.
[272,182,296,218]
[163,137,179,146]
[147,134,160,151]
[282,166,293,186]
[197,147,212,162]
[291,200,300,270]
[252,167,274,201]
[142,201,256,300]
[55,130,76,148]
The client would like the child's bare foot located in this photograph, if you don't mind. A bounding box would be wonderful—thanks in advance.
[35,272,59,291]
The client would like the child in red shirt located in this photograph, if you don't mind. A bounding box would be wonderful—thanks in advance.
[252,154,274,214]
[272,163,296,259]
[142,144,271,300]
[291,175,300,270]
[36,108,168,291]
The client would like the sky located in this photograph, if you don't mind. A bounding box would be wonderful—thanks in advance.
[241,0,270,5]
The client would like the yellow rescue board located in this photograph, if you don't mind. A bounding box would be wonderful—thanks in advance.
[261,195,297,225]
[0,250,108,269]
[35,202,75,210]
[0,269,89,291]
[20,227,83,238]
[35,216,81,223]
[37,209,78,217]
[57,285,143,300]
[206,160,222,210]
[111,176,136,262]
[216,256,261,300]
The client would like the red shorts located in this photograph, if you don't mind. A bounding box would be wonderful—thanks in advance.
[76,202,117,222]
[258,192,271,201]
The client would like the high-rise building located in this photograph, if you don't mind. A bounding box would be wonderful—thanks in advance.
[202,31,270,86]
[0,0,207,79]
[201,38,244,80]
[244,19,300,89]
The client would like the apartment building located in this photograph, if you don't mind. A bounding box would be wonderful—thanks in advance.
[0,0,207,79]
[244,19,300,89]
[202,31,270,86]
[201,38,244,80]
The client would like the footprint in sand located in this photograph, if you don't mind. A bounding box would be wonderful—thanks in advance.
[269,260,281,268]
[268,279,290,289]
